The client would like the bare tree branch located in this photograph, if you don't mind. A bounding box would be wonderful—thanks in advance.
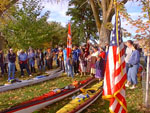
[97,0,102,8]
[101,0,107,21]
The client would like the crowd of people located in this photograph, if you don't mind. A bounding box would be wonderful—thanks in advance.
[0,41,108,82]
[0,40,144,86]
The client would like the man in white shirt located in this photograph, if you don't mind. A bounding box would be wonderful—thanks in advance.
[125,40,133,73]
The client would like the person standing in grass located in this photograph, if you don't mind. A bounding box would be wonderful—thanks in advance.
[125,40,133,73]
[46,48,53,70]
[37,49,45,72]
[95,56,104,81]
[125,44,140,89]
[28,49,36,73]
[72,46,80,75]
[90,47,98,76]
[79,49,87,76]
[4,51,9,74]
[18,50,32,77]
[87,51,92,75]
[54,45,59,67]
[58,48,64,71]
[0,49,4,77]
[67,54,74,78]
[8,48,16,81]
[63,46,68,74]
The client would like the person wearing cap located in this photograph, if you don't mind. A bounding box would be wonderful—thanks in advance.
[18,49,32,77]
[0,49,4,77]
[7,48,16,81]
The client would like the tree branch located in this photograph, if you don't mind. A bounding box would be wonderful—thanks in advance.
[89,0,102,32]
[97,0,102,8]
[121,0,128,5]
[101,0,107,21]
[106,0,113,21]
[0,0,19,16]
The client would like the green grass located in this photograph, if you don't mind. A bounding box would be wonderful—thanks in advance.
[35,79,145,113]
[0,73,89,111]
[0,68,147,113]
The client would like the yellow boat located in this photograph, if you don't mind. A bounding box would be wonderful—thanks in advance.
[57,81,103,113]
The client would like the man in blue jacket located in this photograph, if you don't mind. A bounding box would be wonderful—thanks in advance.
[72,46,81,75]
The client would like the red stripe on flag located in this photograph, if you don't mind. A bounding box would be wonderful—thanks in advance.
[105,56,112,95]
[114,102,121,113]
[67,23,72,58]
[114,62,126,77]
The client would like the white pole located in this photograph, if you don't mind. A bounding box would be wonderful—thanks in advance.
[145,55,150,107]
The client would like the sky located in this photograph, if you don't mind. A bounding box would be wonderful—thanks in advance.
[41,1,143,41]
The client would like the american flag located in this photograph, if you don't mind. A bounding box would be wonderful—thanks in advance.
[102,15,127,113]
[67,23,72,58]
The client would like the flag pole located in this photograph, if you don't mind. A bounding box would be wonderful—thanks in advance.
[114,0,124,76]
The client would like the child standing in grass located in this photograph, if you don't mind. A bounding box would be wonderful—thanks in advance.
[67,54,74,78]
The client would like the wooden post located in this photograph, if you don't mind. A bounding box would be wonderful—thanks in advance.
[145,55,150,107]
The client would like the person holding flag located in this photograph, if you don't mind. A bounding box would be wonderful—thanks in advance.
[102,1,127,113]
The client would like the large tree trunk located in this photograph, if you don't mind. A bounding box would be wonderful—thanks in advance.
[89,0,113,45]
[89,0,128,45]
[100,23,111,45]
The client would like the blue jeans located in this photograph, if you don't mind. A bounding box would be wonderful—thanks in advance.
[8,63,15,80]
[55,55,59,67]
[126,63,129,74]
[64,60,68,73]
[20,63,31,76]
[127,64,139,85]
[68,65,74,78]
